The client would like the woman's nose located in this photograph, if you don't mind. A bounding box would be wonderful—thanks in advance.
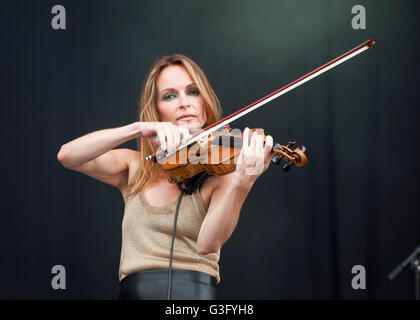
[178,93,191,108]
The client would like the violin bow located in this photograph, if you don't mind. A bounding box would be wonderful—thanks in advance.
[146,39,375,162]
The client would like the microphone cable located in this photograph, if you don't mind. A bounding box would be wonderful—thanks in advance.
[167,189,185,300]
[167,171,210,300]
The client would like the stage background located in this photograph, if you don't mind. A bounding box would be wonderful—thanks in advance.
[1,0,419,299]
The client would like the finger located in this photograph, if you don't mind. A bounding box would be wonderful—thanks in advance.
[163,127,174,152]
[242,127,250,151]
[175,121,189,144]
[178,127,185,145]
[169,128,177,152]
[256,134,265,168]
[181,127,191,145]
[256,133,264,152]
[264,135,274,161]
[235,146,244,166]
[157,129,166,151]
[242,128,252,166]
[244,132,257,167]
[250,131,257,152]
[264,135,273,154]
[171,123,183,147]
[173,127,181,149]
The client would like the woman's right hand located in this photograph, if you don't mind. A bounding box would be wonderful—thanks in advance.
[138,122,192,152]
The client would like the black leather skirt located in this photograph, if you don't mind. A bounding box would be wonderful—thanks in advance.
[118,269,218,300]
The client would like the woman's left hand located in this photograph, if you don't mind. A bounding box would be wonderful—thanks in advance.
[233,127,275,187]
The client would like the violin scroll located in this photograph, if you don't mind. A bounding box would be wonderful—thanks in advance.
[271,140,307,172]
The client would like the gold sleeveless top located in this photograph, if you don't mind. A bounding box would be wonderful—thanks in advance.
[118,188,221,283]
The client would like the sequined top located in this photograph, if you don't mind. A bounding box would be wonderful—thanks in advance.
[118,188,220,283]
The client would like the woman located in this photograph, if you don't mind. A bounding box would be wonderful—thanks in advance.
[57,54,274,299]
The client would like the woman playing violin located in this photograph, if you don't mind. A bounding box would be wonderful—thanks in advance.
[57,54,275,300]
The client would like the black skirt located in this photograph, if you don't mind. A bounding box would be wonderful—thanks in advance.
[118,269,218,300]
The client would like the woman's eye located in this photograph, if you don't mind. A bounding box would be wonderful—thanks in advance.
[188,88,200,95]
[163,93,176,101]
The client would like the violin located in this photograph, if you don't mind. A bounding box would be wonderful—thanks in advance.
[145,39,375,189]
[156,125,307,185]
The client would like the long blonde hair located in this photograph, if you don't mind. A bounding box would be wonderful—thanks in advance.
[126,54,222,198]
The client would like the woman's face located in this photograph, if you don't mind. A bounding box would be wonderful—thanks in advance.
[156,65,207,131]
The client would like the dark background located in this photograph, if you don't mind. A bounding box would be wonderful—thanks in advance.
[1,0,419,299]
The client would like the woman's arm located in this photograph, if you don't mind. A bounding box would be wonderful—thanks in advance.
[197,128,274,254]
[57,121,191,190]
[57,122,143,189]
[57,122,142,169]
[197,174,253,254]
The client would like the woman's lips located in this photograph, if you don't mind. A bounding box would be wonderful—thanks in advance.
[177,115,196,121]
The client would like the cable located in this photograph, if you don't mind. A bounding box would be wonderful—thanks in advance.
[167,171,210,300]
[167,189,185,300]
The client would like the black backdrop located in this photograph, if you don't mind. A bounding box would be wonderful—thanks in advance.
[1,0,419,299]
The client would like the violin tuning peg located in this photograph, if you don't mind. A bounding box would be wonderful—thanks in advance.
[273,143,282,151]
[286,140,296,148]
[271,155,282,166]
[282,162,293,172]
